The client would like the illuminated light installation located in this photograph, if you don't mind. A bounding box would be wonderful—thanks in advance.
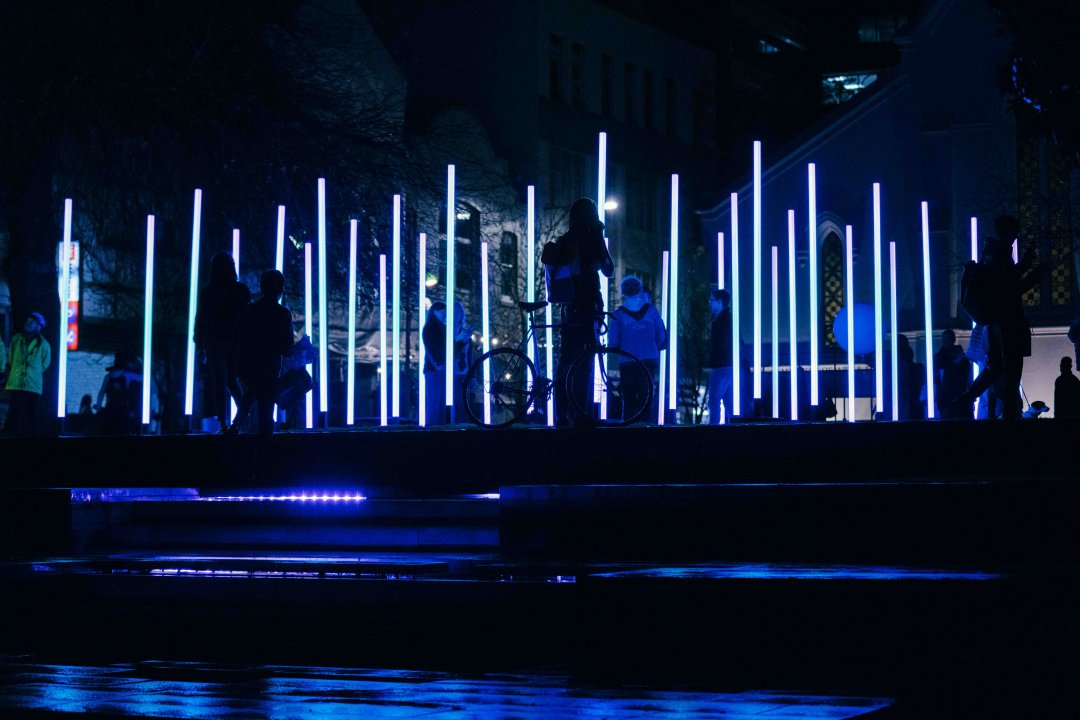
[872,183,884,414]
[205,492,366,503]
[970,218,979,418]
[845,225,855,422]
[481,241,491,425]
[808,163,819,406]
[658,250,669,425]
[392,194,401,418]
[304,242,313,429]
[57,198,72,417]
[1012,239,1018,264]
[753,140,762,400]
[142,215,155,426]
[731,192,741,416]
[184,189,203,416]
[717,232,725,289]
[347,219,358,426]
[379,254,388,427]
[418,232,427,427]
[598,133,609,420]
[787,209,798,420]
[771,245,779,418]
[889,241,899,421]
[921,201,935,419]
[231,229,240,422]
[317,178,328,416]
[445,165,456,413]
[668,174,679,416]
[526,186,536,397]
[274,205,286,424]
[543,262,555,426]
[597,236,610,418]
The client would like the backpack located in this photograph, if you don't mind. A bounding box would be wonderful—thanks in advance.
[960,261,993,325]
[543,239,581,304]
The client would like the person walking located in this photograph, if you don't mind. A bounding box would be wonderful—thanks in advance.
[194,251,250,432]
[608,275,667,423]
[3,311,51,438]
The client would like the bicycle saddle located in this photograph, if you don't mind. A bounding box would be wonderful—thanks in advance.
[518,301,549,313]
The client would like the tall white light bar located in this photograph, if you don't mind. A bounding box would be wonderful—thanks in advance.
[57,198,73,417]
[597,236,610,419]
[873,184,885,415]
[771,245,779,418]
[731,192,741,416]
[658,250,669,425]
[970,218,979,418]
[921,201,935,419]
[787,210,798,420]
[347,219,358,426]
[142,215,155,426]
[304,242,313,429]
[543,260,554,426]
[527,186,536,380]
[445,165,456,412]
[845,225,855,422]
[379,254,388,427]
[808,163,819,406]
[317,178,328,415]
[668,174,679,414]
[753,141,762,400]
[184,189,202,416]
[889,241,898,421]
[418,233,427,427]
[231,228,240,422]
[392,194,402,418]
[275,205,286,274]
[717,232,725,289]
[481,241,491,425]
[597,133,609,420]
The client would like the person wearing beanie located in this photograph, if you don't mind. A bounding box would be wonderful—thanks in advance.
[3,311,52,437]
[608,275,667,423]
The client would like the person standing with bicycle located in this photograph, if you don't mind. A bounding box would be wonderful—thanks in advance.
[541,198,614,427]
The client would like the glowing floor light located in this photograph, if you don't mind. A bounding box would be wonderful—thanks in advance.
[379,254,388,427]
[873,183,884,415]
[305,242,313,429]
[845,225,855,422]
[731,192,741,417]
[771,245,779,419]
[658,249,669,425]
[921,201,935,419]
[392,194,401,418]
[230,228,240,422]
[418,232,427,427]
[184,189,202,416]
[347,219,357,426]
[717,232,725,290]
[808,163,819,407]
[445,165,456,414]
[142,215,155,426]
[970,217,979,418]
[668,174,679,417]
[753,140,762,400]
[890,241,898,421]
[57,198,72,418]
[526,186,536,387]
[788,209,798,420]
[481,240,491,425]
[317,178,328,416]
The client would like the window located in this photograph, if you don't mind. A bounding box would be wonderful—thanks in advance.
[664,77,676,139]
[643,69,655,131]
[549,34,564,102]
[549,147,586,208]
[625,168,656,232]
[500,232,519,300]
[601,54,613,116]
[571,43,585,109]
[437,202,481,291]
[822,73,878,105]
[624,62,636,125]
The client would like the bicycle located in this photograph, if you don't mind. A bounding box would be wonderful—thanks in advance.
[462,300,654,428]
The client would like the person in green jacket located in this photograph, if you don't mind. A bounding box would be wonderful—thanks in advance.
[4,311,51,438]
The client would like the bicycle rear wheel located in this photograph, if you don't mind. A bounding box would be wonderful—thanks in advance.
[567,347,653,427]
[462,348,538,428]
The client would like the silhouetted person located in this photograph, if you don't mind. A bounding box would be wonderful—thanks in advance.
[951,215,1045,419]
[935,329,971,419]
[706,289,734,425]
[96,350,141,436]
[541,197,614,427]
[3,311,51,438]
[1069,314,1080,367]
[194,251,250,432]
[230,270,293,439]
[1054,356,1080,419]
[896,334,925,420]
[422,300,471,425]
[78,394,94,416]
[608,275,666,423]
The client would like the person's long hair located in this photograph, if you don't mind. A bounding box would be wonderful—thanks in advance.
[207,251,237,286]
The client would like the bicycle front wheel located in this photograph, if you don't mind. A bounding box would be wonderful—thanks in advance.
[462,348,538,428]
[567,348,653,427]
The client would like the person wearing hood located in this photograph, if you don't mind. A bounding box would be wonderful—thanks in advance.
[608,275,667,423]
[3,311,51,437]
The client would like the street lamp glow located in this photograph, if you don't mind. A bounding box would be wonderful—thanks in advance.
[142,215,155,426]
[57,198,72,418]
[921,201,935,419]
[603,199,618,211]
[184,189,202,416]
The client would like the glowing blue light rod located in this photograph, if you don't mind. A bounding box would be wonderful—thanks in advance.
[970,218,979,418]
[921,201,935,419]
[481,240,491,425]
[142,215,155,426]
[527,187,536,383]
[658,249,669,425]
[57,198,72,417]
[184,189,202,416]
[753,141,762,400]
[231,228,240,422]
[347,219,357,426]
[275,205,285,274]
[445,165,456,411]
[380,253,388,427]
[598,133,609,420]
[845,225,855,422]
[731,192,741,416]
[541,232,555,426]
[787,209,797,420]
[419,232,427,427]
[890,241,898,421]
[771,244,779,418]
[317,178,328,416]
[717,232,725,290]
[808,163,818,406]
[392,194,401,418]
[305,242,313,429]
[668,174,679,415]
[872,183,884,414]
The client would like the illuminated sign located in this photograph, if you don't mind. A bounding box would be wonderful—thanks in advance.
[57,240,79,351]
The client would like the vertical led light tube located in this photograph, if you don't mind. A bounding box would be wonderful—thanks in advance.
[717,232,725,290]
[57,198,72,417]
[753,140,762,400]
[808,163,819,406]
[872,183,884,414]
[597,134,609,421]
[526,186,536,382]
[392,194,401,418]
[419,233,427,427]
[347,219,358,426]
[275,205,286,274]
[771,245,779,419]
[481,241,491,425]
[845,225,855,422]
[230,228,240,422]
[317,178,328,416]
[184,189,202,416]
[787,210,798,420]
[142,215,155,426]
[731,192,741,416]
[445,165,456,410]
[668,174,679,414]
[379,254,388,427]
[544,272,554,426]
[597,236,610,419]
[304,242,313,429]
[658,250,669,425]
[890,241,898,421]
[970,218,979,417]
[921,202,935,419]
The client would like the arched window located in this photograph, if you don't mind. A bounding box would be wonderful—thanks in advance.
[820,230,844,349]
